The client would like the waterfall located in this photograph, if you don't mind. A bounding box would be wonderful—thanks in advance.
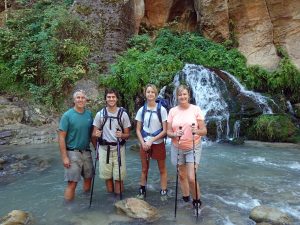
[286,101,295,115]
[222,71,274,114]
[233,120,241,139]
[172,64,275,141]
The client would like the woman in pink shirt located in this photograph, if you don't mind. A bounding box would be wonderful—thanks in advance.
[167,84,207,214]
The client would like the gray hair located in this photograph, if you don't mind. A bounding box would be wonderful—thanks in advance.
[73,89,87,99]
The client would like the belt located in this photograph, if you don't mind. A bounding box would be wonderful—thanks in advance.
[100,141,118,146]
[67,148,91,153]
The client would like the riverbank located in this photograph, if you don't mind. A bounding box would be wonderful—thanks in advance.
[244,140,300,149]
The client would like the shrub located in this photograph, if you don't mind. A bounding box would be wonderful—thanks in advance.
[101,29,300,115]
[0,0,90,109]
[248,114,298,142]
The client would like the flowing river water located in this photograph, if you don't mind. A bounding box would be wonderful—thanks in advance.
[0,140,300,225]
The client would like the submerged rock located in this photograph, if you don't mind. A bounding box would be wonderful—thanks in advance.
[114,197,161,222]
[0,210,33,225]
[250,205,292,225]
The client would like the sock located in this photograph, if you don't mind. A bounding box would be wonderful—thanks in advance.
[192,199,202,206]
[160,189,168,195]
[182,196,190,202]
[139,185,146,193]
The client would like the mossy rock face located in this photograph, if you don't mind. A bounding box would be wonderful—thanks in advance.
[75,5,93,16]
[294,103,300,118]
[247,114,298,142]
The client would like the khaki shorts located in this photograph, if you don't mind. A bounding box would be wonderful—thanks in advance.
[170,143,202,166]
[98,145,126,181]
[64,151,94,182]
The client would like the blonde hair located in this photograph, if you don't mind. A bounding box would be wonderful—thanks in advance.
[176,84,190,97]
[144,84,158,97]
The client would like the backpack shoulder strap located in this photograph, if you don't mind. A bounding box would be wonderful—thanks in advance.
[141,103,147,127]
[100,107,108,130]
[157,101,163,126]
[117,107,125,132]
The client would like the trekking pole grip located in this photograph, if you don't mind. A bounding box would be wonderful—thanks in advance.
[192,123,196,135]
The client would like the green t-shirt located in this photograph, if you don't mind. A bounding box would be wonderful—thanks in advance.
[59,108,93,150]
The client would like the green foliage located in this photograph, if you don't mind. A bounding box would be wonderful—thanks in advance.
[249,114,298,142]
[101,29,300,114]
[100,29,249,113]
[0,0,90,108]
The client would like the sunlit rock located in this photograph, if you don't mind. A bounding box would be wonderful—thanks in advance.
[250,205,292,225]
[0,105,23,126]
[114,197,161,222]
[0,210,33,225]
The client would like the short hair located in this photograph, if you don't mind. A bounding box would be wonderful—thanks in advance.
[144,84,158,97]
[104,88,119,99]
[73,89,87,99]
[176,84,190,97]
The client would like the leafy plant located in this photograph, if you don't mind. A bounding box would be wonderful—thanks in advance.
[0,0,91,109]
[249,114,298,142]
[101,29,300,115]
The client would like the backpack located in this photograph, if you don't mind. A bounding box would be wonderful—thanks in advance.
[99,107,126,145]
[100,107,125,132]
[141,98,168,138]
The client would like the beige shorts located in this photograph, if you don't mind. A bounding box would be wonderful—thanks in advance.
[98,145,126,181]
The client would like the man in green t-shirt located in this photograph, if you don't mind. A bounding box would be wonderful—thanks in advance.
[58,90,95,202]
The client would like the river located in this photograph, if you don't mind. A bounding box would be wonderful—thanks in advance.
[0,140,299,225]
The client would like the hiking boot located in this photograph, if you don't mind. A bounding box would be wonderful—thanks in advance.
[136,187,146,199]
[193,199,202,216]
[160,189,169,201]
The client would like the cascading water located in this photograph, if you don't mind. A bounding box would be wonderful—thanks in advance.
[222,71,274,114]
[172,64,276,141]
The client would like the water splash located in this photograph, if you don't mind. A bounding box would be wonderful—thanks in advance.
[172,64,276,141]
[222,70,274,114]
[233,120,240,139]
[286,101,295,115]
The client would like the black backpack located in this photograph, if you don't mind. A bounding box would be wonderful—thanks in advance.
[99,107,126,145]
[100,107,125,132]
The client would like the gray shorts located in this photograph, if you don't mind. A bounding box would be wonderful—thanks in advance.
[64,151,94,182]
[170,143,202,166]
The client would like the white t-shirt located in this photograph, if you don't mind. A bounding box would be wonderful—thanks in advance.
[135,103,167,144]
[93,107,131,143]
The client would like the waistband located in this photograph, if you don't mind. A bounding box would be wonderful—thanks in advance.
[98,139,126,146]
[67,148,91,153]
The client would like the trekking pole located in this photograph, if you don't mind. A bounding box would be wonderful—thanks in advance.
[116,128,122,200]
[89,139,99,208]
[145,149,150,198]
[192,123,199,218]
[174,126,182,218]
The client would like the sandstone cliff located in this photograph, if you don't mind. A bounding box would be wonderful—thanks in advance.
[133,0,300,70]
[1,1,299,71]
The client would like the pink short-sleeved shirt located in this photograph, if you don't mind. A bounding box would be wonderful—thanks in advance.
[167,104,205,150]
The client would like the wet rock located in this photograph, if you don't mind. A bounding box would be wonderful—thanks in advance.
[129,144,140,152]
[0,158,6,165]
[35,159,51,171]
[294,103,300,119]
[0,209,33,225]
[0,105,23,126]
[0,130,12,138]
[114,197,161,222]
[14,154,29,161]
[250,205,292,225]
[10,162,27,172]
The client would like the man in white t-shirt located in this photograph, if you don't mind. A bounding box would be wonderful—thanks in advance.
[92,89,131,196]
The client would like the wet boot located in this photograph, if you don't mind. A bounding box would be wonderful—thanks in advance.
[160,189,169,201]
[136,186,146,199]
[192,199,202,216]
